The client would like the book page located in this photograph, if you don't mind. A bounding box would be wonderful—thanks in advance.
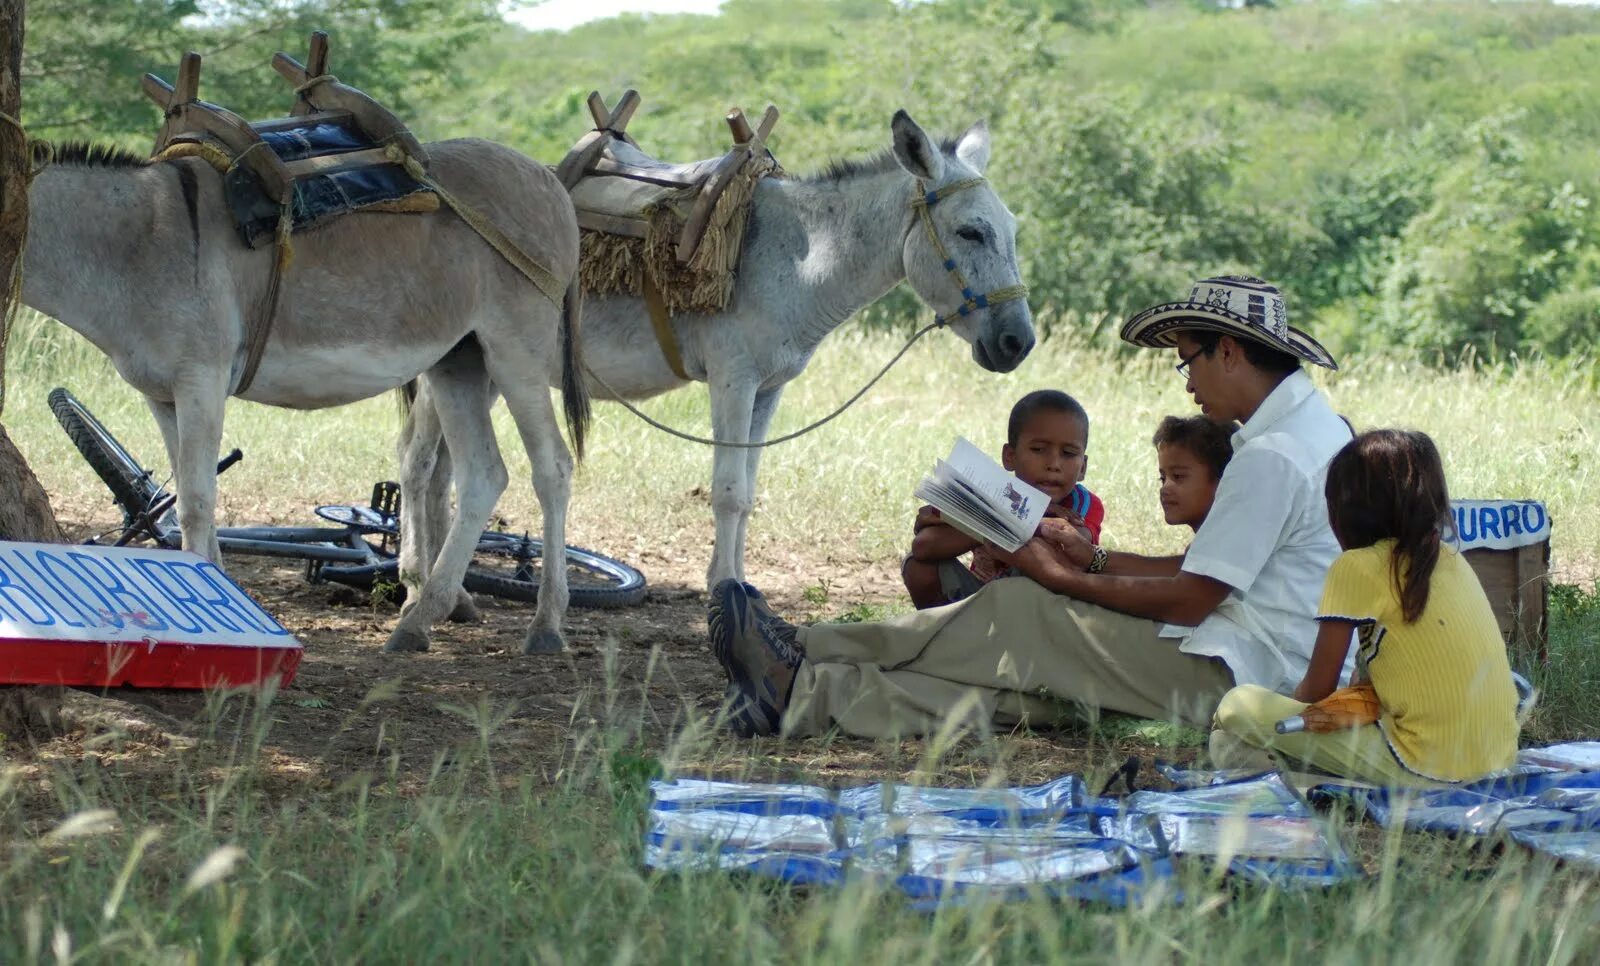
[912,438,1049,553]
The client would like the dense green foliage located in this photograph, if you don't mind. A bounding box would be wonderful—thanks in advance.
[18,0,1600,359]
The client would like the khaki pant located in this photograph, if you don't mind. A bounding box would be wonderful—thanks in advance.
[783,577,1235,739]
[1208,685,1445,788]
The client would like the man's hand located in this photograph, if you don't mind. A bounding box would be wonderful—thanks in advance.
[986,536,1078,587]
[1036,516,1095,570]
[913,504,943,534]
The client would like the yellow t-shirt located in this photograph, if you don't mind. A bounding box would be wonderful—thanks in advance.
[1317,540,1519,782]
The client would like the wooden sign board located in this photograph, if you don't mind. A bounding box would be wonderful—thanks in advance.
[0,542,301,689]
[1451,500,1550,656]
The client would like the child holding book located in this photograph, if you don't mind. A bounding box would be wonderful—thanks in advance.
[1152,415,1239,532]
[1209,429,1520,786]
[903,390,1105,609]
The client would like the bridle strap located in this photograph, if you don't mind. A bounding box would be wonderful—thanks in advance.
[909,177,1028,325]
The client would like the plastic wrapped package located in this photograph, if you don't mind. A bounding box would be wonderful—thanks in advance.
[1124,773,1310,818]
[1104,812,1341,862]
[1517,742,1600,772]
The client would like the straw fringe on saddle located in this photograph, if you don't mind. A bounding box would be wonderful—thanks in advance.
[559,92,781,379]
[577,149,779,317]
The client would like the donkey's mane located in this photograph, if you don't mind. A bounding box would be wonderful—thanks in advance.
[32,141,152,169]
[799,136,964,184]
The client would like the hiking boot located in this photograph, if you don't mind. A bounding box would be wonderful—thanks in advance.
[708,579,803,736]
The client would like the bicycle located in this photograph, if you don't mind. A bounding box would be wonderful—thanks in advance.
[48,387,648,609]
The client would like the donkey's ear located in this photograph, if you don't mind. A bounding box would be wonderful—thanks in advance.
[891,109,945,182]
[955,120,991,175]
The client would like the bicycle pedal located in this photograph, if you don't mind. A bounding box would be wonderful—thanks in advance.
[370,481,402,519]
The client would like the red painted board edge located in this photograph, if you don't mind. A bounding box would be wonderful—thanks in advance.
[0,638,301,689]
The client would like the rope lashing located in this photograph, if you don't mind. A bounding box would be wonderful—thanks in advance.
[910,177,1028,325]
[294,74,339,96]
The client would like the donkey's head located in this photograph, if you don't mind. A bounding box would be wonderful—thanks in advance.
[891,111,1034,373]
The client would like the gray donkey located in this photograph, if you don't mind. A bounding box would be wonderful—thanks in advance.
[22,138,586,655]
[400,111,1035,609]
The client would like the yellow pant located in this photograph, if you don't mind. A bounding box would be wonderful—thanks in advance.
[1208,684,1446,788]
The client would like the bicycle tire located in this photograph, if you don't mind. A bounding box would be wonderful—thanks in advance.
[463,540,648,609]
[317,539,648,609]
[48,387,165,523]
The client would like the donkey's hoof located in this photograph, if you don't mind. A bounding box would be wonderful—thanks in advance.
[384,626,431,653]
[447,591,481,624]
[523,629,565,655]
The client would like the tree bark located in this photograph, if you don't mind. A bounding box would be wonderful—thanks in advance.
[0,0,68,742]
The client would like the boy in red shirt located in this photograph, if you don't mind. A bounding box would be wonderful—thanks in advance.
[903,390,1105,608]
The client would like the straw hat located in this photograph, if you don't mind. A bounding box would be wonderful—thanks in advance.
[1120,275,1337,370]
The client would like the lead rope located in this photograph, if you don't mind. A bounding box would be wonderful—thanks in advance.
[581,318,944,449]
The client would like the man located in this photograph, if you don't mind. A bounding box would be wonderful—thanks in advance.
[708,275,1354,739]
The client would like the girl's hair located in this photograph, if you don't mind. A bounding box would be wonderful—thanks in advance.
[1324,429,1451,623]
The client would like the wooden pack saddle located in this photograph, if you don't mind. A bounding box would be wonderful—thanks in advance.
[143,31,437,250]
[556,91,782,378]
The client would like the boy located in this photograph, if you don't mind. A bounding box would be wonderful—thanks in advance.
[903,390,1104,609]
[1152,415,1238,532]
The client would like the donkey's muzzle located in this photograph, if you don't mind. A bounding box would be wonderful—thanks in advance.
[974,306,1036,373]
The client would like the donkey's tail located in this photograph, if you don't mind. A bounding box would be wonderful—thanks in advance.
[560,277,591,462]
[394,379,418,419]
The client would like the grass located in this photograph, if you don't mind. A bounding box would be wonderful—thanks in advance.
[3,312,1600,961]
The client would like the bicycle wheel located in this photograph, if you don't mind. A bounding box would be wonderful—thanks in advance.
[49,387,165,523]
[312,532,647,609]
[462,537,649,609]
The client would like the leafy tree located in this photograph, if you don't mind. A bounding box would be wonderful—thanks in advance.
[21,0,502,145]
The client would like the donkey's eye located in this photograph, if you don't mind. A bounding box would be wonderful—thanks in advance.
[956,226,986,244]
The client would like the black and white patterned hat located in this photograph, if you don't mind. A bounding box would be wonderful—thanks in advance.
[1119,275,1337,370]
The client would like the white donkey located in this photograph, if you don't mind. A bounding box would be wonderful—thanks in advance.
[22,138,587,655]
[401,111,1034,612]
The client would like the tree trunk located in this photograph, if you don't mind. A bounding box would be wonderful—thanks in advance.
[0,0,67,742]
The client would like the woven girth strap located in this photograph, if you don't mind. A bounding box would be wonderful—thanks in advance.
[384,144,566,306]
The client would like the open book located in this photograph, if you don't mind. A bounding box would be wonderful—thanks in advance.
[913,437,1049,553]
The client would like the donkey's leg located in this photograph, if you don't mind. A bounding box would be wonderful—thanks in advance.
[480,350,572,655]
[397,385,480,623]
[396,381,441,609]
[168,373,231,564]
[705,375,759,589]
[145,396,181,493]
[385,364,506,654]
[428,435,481,623]
[732,385,785,580]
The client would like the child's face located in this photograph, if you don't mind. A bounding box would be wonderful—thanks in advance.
[1003,410,1088,504]
[1157,442,1220,531]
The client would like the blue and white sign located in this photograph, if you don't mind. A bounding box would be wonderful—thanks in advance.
[0,541,294,647]
[1449,500,1550,553]
[0,541,301,689]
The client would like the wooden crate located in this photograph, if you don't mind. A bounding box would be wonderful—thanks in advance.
[1454,500,1551,659]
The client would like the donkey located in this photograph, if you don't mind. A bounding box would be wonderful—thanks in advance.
[401,111,1035,606]
[21,138,587,655]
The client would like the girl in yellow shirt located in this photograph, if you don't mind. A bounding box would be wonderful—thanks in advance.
[1210,429,1521,786]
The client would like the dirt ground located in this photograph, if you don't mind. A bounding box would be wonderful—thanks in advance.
[5,504,1172,816]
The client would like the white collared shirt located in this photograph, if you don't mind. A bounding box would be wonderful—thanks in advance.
[1159,369,1355,693]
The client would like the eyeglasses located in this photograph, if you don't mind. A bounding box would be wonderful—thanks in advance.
[1175,347,1205,379]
